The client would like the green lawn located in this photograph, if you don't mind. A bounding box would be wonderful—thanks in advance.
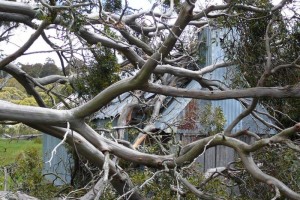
[0,139,42,166]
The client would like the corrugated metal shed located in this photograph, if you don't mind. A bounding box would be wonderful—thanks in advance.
[92,28,275,136]
[42,94,79,185]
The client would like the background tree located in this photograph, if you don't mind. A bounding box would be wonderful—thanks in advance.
[73,46,120,98]
[220,0,300,128]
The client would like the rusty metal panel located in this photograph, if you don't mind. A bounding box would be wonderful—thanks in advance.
[178,99,199,131]
[154,80,201,131]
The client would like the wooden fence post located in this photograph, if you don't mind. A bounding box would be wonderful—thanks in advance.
[4,167,8,191]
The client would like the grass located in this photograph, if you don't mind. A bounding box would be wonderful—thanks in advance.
[0,139,42,166]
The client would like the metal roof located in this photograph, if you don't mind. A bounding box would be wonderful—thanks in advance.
[93,92,132,119]
[93,92,156,120]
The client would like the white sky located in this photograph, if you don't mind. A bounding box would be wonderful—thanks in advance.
[1,0,296,67]
[1,0,153,67]
[3,27,59,65]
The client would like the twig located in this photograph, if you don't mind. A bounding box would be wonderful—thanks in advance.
[103,151,110,182]
[285,140,300,153]
[116,169,167,200]
[46,122,70,167]
[0,20,50,69]
[271,185,281,200]
[42,172,67,185]
[175,171,223,200]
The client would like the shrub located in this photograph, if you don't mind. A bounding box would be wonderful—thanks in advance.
[9,148,59,199]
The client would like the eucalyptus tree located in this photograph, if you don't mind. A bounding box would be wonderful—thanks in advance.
[0,0,300,199]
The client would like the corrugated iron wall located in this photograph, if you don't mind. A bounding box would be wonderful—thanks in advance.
[176,28,273,171]
[205,28,243,132]
[42,134,72,185]
[179,134,253,172]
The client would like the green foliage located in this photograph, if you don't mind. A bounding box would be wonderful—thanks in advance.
[130,170,178,199]
[0,143,45,197]
[221,0,299,85]
[20,63,43,78]
[106,165,232,199]
[40,60,61,77]
[4,78,26,92]
[20,58,61,78]
[0,123,39,136]
[73,47,119,98]
[0,84,49,106]
[33,137,42,144]
[198,177,232,198]
[11,148,43,192]
[104,0,122,12]
[0,87,26,101]
[163,0,181,10]
[1,75,73,107]
[237,146,300,199]
[8,148,59,199]
[12,96,38,106]
[218,1,300,127]
[199,104,226,135]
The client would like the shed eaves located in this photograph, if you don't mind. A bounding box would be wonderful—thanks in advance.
[94,92,132,119]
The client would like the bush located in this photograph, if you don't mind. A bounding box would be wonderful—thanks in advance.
[9,148,59,199]
[237,145,300,199]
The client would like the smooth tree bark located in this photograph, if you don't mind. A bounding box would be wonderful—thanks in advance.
[0,0,299,199]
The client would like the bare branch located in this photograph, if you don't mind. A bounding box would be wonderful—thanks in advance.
[0,20,50,69]
[0,1,37,18]
[175,171,223,200]
[143,83,300,99]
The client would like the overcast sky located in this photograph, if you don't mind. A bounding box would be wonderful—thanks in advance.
[2,0,295,67]
[4,27,58,65]
[1,0,223,66]
[2,0,153,67]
